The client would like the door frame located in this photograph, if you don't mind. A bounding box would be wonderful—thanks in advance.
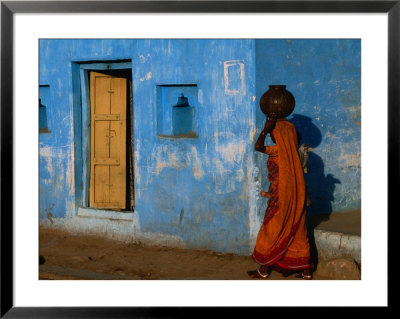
[73,61,133,211]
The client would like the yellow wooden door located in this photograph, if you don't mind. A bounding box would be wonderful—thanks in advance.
[90,71,126,209]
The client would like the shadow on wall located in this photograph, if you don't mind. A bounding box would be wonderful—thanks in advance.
[289,114,341,217]
[289,114,341,265]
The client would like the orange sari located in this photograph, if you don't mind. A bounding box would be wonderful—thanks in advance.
[252,119,312,271]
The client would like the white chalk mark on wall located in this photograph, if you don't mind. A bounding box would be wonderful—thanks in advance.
[190,146,205,180]
[198,89,204,104]
[139,72,152,82]
[224,60,246,95]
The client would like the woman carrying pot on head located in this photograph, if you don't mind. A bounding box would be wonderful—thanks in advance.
[248,109,313,280]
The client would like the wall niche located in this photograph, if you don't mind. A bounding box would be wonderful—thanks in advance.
[156,84,197,138]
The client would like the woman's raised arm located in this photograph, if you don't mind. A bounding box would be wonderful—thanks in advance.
[255,113,277,153]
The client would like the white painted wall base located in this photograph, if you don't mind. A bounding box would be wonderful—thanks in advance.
[40,209,186,249]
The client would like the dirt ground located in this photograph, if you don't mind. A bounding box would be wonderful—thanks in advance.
[39,227,332,280]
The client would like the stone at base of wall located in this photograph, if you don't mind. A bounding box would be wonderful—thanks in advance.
[313,229,361,265]
[314,257,361,280]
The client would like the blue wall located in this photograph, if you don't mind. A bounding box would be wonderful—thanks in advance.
[130,40,256,253]
[255,39,361,217]
[39,39,257,254]
[39,39,361,254]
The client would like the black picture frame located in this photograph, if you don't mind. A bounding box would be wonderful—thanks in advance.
[1,1,395,317]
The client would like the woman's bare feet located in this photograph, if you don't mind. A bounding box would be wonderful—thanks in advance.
[302,269,312,279]
[295,268,313,280]
[247,265,271,279]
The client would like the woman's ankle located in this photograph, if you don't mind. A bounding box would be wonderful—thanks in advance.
[259,265,270,274]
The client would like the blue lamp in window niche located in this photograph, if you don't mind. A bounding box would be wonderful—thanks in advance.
[172,93,194,135]
[173,93,190,107]
[39,98,48,132]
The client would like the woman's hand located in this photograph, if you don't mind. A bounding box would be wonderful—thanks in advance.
[260,190,271,198]
[263,113,277,133]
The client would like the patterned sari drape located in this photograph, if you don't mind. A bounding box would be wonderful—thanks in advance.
[252,120,312,271]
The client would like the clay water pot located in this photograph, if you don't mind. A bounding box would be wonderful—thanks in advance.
[260,85,295,118]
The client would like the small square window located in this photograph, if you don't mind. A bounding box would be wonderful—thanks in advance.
[156,84,197,138]
[39,85,51,133]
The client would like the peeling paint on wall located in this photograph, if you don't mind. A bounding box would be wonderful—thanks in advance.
[39,145,73,217]
[190,145,205,180]
[337,144,361,169]
[139,71,152,82]
[343,104,361,126]
[215,140,246,164]
[249,125,257,142]
[247,155,261,251]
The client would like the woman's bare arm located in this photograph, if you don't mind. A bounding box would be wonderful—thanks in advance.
[255,113,277,153]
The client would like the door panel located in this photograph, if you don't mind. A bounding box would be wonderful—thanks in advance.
[94,165,109,203]
[94,76,111,114]
[90,71,127,209]
[94,121,110,158]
